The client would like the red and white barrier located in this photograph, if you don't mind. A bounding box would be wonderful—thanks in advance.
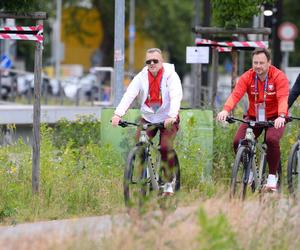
[216,46,232,52]
[0,25,43,43]
[0,25,43,32]
[195,38,268,49]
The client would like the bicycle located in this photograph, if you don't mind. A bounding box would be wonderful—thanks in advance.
[118,120,180,207]
[226,116,282,200]
[286,116,300,197]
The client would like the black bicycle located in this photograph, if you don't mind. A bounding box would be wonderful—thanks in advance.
[286,116,300,197]
[227,117,281,200]
[118,120,180,207]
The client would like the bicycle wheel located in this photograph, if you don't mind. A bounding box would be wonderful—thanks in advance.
[287,142,300,195]
[230,146,251,200]
[123,146,149,207]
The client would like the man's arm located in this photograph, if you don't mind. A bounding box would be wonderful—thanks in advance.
[288,73,300,109]
[167,71,182,119]
[114,76,140,117]
[111,76,140,126]
[217,74,248,122]
[273,71,289,129]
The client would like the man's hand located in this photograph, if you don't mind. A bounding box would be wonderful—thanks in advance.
[217,110,229,122]
[111,115,122,127]
[274,116,285,129]
[164,117,176,128]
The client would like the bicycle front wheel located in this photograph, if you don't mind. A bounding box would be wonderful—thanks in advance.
[287,142,300,195]
[124,146,149,207]
[230,146,251,200]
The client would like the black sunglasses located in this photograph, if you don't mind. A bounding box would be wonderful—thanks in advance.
[145,59,159,65]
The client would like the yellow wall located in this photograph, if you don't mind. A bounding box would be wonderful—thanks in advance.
[61,7,165,73]
[61,8,102,71]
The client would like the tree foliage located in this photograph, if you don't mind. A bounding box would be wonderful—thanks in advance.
[0,0,46,13]
[135,0,194,77]
[211,0,274,28]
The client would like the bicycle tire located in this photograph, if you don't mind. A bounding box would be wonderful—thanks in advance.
[230,146,251,200]
[287,142,299,195]
[123,146,149,207]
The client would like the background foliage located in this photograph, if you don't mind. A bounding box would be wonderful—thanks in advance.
[211,0,274,28]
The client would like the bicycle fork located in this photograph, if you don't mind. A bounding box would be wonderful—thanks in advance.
[257,142,267,190]
[146,150,159,191]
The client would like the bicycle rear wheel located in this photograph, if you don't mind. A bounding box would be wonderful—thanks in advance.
[287,142,300,195]
[230,146,251,200]
[124,146,149,207]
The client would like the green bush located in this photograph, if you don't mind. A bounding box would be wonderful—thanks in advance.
[52,115,101,149]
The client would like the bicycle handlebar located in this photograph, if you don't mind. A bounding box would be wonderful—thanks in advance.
[226,116,274,128]
[286,116,300,122]
[118,120,165,129]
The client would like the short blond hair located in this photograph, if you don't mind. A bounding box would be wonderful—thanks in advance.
[146,48,162,54]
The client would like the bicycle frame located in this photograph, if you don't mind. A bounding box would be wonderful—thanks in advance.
[121,121,164,192]
[228,117,273,193]
[139,129,161,191]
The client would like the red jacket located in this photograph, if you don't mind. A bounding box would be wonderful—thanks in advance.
[223,65,289,119]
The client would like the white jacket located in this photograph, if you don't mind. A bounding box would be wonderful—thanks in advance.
[115,63,182,123]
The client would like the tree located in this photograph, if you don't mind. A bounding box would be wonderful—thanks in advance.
[211,0,274,28]
[0,1,44,12]
[135,0,194,77]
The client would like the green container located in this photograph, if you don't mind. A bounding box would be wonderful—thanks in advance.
[101,108,213,179]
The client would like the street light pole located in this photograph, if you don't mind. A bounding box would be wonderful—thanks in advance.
[55,0,62,81]
[113,0,125,106]
[128,0,135,78]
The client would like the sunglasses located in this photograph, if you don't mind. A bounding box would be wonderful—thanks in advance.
[145,59,159,65]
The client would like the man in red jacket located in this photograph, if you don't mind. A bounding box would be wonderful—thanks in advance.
[217,48,289,192]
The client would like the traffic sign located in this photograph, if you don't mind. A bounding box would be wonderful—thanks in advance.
[280,40,295,52]
[0,54,13,69]
[278,22,298,41]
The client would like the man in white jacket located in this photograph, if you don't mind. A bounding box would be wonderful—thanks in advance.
[111,48,183,195]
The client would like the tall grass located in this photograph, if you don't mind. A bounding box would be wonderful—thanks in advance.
[0,117,124,224]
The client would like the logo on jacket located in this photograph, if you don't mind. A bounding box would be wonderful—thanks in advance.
[268,84,274,91]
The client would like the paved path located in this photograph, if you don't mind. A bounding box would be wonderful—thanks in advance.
[0,213,130,250]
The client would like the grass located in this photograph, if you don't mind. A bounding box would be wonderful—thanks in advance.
[2,109,300,249]
[40,193,300,250]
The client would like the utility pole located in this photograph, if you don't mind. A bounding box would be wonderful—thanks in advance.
[191,0,201,108]
[55,0,62,82]
[128,0,135,78]
[113,0,125,106]
[54,0,64,105]
[202,0,211,106]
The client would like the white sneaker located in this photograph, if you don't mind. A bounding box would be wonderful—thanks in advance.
[163,182,174,196]
[265,174,278,191]
[248,170,254,185]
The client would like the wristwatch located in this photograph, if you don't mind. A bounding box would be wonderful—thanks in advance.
[279,114,286,118]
